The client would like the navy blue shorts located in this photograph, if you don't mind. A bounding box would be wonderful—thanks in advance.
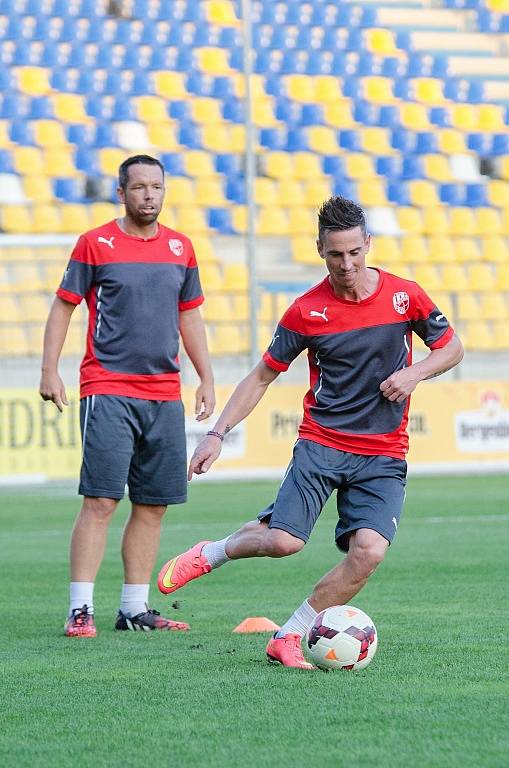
[258,439,407,552]
[79,395,187,505]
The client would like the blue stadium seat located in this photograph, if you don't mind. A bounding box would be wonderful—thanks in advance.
[354,101,381,127]
[54,178,86,202]
[492,134,509,155]
[0,94,23,119]
[323,156,346,177]
[338,130,362,152]
[415,132,439,154]
[222,98,245,124]
[75,147,99,175]
[186,71,214,97]
[67,124,92,146]
[401,156,424,180]
[376,156,402,180]
[9,120,34,145]
[381,57,406,78]
[332,178,357,200]
[264,74,285,98]
[216,153,243,176]
[387,182,411,205]
[275,99,302,125]
[85,95,110,120]
[391,128,417,153]
[0,149,14,173]
[177,122,203,149]
[212,76,237,100]
[219,28,239,48]
[356,53,378,77]
[111,97,137,121]
[464,184,489,207]
[93,123,118,148]
[467,133,494,154]
[259,128,288,151]
[286,128,309,152]
[27,97,54,120]
[429,107,450,128]
[300,104,324,126]
[208,208,235,234]
[168,100,192,121]
[226,177,246,204]
[440,184,465,205]
[160,153,187,176]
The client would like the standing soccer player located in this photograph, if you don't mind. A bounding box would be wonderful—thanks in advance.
[40,154,215,637]
[157,195,464,668]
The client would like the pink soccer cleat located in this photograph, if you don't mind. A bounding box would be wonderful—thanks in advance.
[266,633,316,670]
[64,605,97,638]
[158,541,212,595]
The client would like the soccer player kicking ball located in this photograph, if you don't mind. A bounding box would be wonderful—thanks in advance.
[158,196,464,669]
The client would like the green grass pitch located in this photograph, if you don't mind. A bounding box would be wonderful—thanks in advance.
[1,475,508,767]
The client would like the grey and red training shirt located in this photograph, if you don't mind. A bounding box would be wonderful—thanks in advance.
[262,270,454,460]
[57,220,203,401]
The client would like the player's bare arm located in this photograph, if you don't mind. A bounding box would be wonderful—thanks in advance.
[39,296,76,412]
[380,334,464,403]
[179,306,215,421]
[188,361,280,479]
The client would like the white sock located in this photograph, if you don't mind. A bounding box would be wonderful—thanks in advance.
[70,582,95,616]
[202,537,231,569]
[119,583,150,617]
[276,599,318,638]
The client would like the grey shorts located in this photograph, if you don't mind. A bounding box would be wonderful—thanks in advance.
[79,395,187,505]
[258,439,407,552]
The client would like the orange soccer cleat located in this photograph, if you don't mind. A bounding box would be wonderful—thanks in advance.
[266,633,316,670]
[158,541,212,595]
[64,605,97,638]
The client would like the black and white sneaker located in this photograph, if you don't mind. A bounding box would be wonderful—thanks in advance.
[114,608,190,631]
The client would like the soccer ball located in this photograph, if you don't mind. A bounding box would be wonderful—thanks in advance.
[306,605,378,671]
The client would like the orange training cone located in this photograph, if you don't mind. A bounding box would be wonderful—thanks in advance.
[233,617,280,633]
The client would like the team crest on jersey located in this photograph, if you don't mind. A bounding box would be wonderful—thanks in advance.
[168,239,184,256]
[392,292,409,314]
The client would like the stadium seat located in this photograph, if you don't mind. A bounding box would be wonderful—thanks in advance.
[480,236,509,262]
[397,208,424,235]
[427,235,456,263]
[449,208,478,236]
[457,292,482,321]
[257,206,288,235]
[413,264,442,292]
[479,292,508,321]
[441,263,469,291]
[467,263,495,291]
[409,181,440,207]
[288,207,317,235]
[1,205,34,233]
[401,236,429,263]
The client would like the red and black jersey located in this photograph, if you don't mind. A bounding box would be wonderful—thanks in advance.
[57,220,204,401]
[263,270,454,459]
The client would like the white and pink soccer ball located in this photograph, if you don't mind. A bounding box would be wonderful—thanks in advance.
[306,605,378,671]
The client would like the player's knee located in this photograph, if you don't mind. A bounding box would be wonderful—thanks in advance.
[82,496,117,523]
[351,536,387,576]
[264,529,304,558]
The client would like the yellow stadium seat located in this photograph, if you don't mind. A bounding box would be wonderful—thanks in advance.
[0,295,20,321]
[457,292,481,321]
[401,235,428,263]
[257,206,288,235]
[307,126,339,154]
[454,236,481,262]
[0,120,12,148]
[192,236,217,264]
[89,202,120,228]
[285,75,316,103]
[12,146,44,175]
[210,324,249,355]
[257,323,276,354]
[288,206,316,235]
[17,66,51,96]
[480,235,509,262]
[152,71,187,99]
[265,152,294,180]
[43,148,79,177]
[293,152,324,180]
[32,204,62,233]
[202,294,233,322]
[449,208,478,236]
[499,157,509,181]
[277,180,305,207]
[173,206,209,234]
[223,263,249,291]
[323,102,356,128]
[135,96,169,123]
[479,293,508,320]
[164,177,195,206]
[409,180,440,208]
[380,261,413,279]
[253,178,278,206]
[345,153,376,180]
[60,204,91,234]
[412,78,446,105]
[488,181,509,208]
[400,103,430,131]
[201,124,233,153]
[357,180,388,207]
[413,264,442,292]
[364,28,398,55]
[61,321,86,357]
[195,47,231,75]
[441,263,469,291]
[231,205,247,233]
[476,207,503,236]
[43,263,67,292]
[33,120,69,149]
[477,105,505,132]
[492,320,509,350]
[182,150,216,178]
[147,123,180,151]
[359,127,393,155]
[291,236,318,265]
[252,99,279,127]
[422,155,453,182]
[372,236,401,263]
[231,294,250,321]
[496,263,509,290]
[51,93,89,123]
[98,148,128,177]
[206,0,238,26]
[427,235,456,263]
[0,204,34,234]
[449,104,477,132]
[10,263,44,291]
[0,326,29,356]
[314,76,344,102]
[18,293,50,323]
[304,179,333,207]
[362,77,396,104]
[190,97,224,125]
[195,178,227,206]
[432,292,455,322]
[397,207,423,235]
[158,205,176,229]
[422,207,449,235]
[436,129,467,155]
[23,175,53,203]
[462,320,494,351]
[199,263,224,291]
[467,263,495,291]
[258,292,276,323]
[227,124,246,153]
